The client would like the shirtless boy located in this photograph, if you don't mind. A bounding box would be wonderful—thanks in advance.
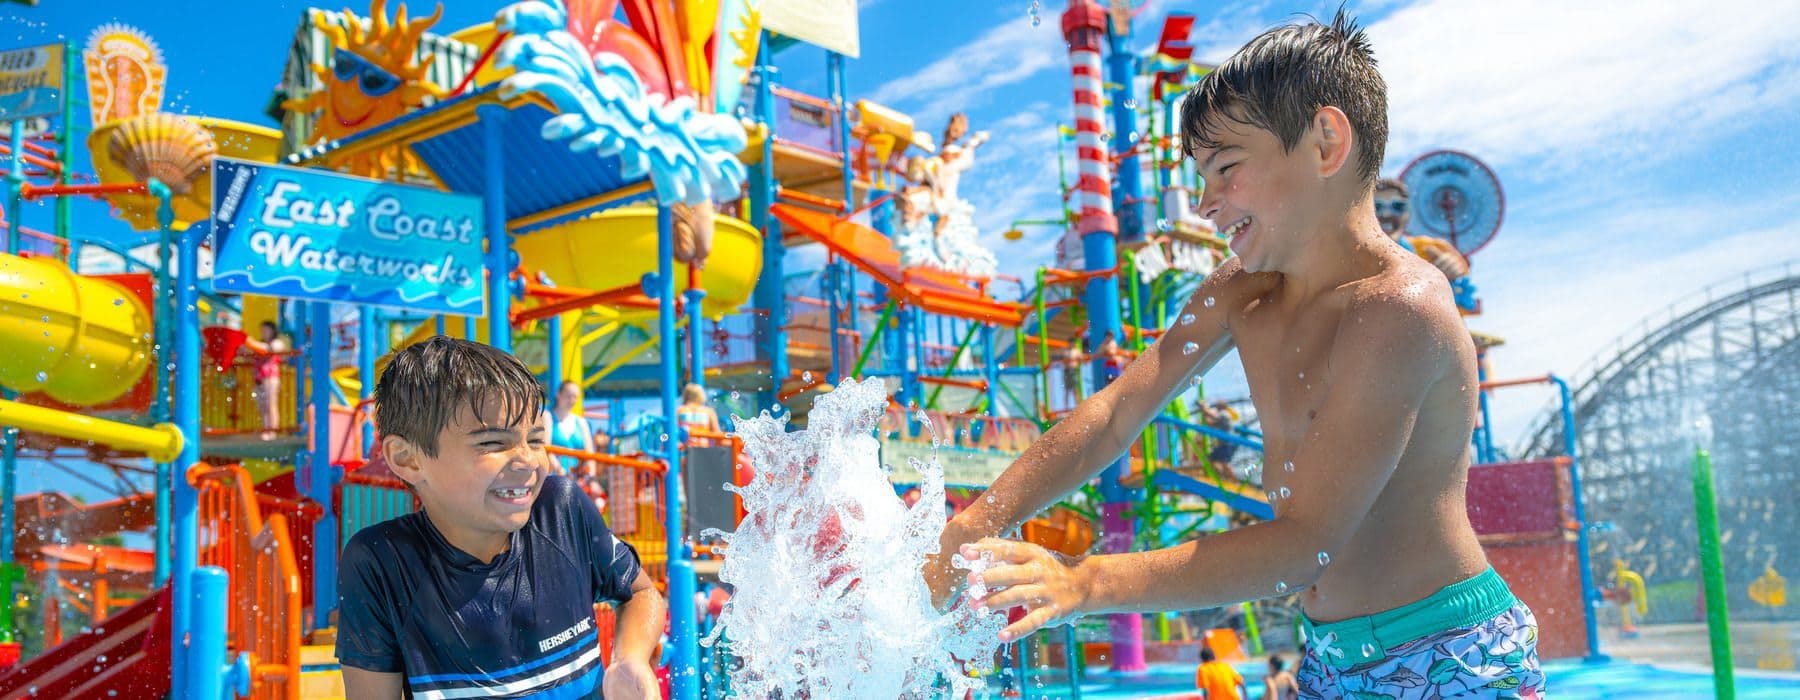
[929,11,1543,698]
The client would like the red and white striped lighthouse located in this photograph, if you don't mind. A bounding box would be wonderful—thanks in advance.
[1062,0,1117,240]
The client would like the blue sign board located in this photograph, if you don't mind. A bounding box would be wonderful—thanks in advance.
[210,157,486,316]
[0,43,65,121]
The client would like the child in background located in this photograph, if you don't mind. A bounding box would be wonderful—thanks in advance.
[1195,646,1246,700]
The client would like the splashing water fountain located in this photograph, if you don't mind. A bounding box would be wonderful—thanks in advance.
[703,378,1006,698]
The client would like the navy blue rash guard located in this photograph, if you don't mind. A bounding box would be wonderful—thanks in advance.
[336,475,641,699]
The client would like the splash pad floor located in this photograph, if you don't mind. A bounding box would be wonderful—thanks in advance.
[989,658,1800,698]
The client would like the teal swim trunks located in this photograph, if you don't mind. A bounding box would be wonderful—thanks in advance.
[1296,568,1545,699]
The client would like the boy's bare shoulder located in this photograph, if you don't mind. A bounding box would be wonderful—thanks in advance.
[1339,256,1467,355]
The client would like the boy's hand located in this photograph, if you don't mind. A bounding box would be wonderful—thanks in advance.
[962,538,1092,642]
[602,659,660,700]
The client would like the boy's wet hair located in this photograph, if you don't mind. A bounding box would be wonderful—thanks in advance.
[1179,7,1387,186]
[375,336,544,457]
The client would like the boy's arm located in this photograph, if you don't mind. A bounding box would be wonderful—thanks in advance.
[975,291,1455,635]
[342,669,404,699]
[610,568,668,665]
[941,260,1262,552]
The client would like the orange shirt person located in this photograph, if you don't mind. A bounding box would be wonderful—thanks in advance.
[1194,646,1245,700]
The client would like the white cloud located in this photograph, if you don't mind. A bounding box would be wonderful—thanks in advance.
[865,14,1066,127]
[1370,0,1800,175]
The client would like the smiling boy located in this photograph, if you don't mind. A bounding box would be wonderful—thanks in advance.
[930,11,1544,699]
[337,336,666,699]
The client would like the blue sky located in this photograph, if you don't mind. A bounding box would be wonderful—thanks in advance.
[7,0,1800,450]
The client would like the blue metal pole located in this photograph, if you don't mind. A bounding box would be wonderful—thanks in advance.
[359,308,377,450]
[547,314,564,399]
[982,324,999,415]
[826,261,841,384]
[174,218,207,699]
[748,38,787,408]
[1105,20,1145,242]
[478,104,512,353]
[1552,375,1605,662]
[686,286,707,388]
[1474,353,1495,464]
[830,50,854,209]
[659,206,700,699]
[310,302,338,630]
[188,566,229,700]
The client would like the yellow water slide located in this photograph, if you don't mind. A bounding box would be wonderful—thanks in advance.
[0,253,155,406]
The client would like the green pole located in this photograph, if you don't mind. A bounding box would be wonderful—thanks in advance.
[1241,601,1265,656]
[1692,446,1736,699]
[924,324,982,409]
[849,298,896,377]
[1035,268,1051,417]
[58,39,76,265]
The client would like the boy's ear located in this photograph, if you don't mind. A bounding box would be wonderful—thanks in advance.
[382,434,427,488]
[1309,106,1355,180]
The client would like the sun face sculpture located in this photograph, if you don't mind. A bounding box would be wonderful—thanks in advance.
[283,0,444,177]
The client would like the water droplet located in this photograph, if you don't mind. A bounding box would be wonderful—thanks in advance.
[730,390,740,399]
[1362,643,1375,657]
[1266,490,1278,502]
[659,433,669,443]
[1180,313,1195,326]
[1275,581,1289,593]
[1317,551,1331,566]
[1190,376,1201,388]
[803,370,813,382]
[986,494,995,504]
[1156,218,1171,231]
[1284,460,1295,473]
[1203,296,1216,308]
[113,298,124,306]
[1278,486,1291,499]
[1182,341,1198,355]
[34,371,45,383]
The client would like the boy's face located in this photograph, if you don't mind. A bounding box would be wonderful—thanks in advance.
[1194,113,1333,274]
[390,398,550,543]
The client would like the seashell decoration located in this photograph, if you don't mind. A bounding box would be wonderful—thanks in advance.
[106,112,217,195]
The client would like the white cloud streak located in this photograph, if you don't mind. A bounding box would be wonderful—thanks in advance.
[1370,0,1800,175]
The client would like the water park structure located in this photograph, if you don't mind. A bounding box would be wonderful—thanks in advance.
[0,1,1792,698]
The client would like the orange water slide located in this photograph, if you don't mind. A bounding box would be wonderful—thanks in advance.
[769,204,1028,326]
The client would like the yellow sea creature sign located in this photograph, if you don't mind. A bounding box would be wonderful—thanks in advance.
[0,43,66,121]
[83,24,167,124]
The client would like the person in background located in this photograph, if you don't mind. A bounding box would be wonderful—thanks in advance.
[1265,653,1299,700]
[676,383,722,447]
[240,320,288,440]
[1195,646,1246,700]
[1062,335,1087,408]
[1200,399,1241,479]
[543,381,597,477]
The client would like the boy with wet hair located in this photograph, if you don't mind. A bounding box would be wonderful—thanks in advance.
[338,336,666,699]
[930,10,1544,698]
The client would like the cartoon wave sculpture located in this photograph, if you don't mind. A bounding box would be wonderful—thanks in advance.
[496,0,748,206]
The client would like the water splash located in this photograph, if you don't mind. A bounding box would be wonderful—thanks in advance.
[704,378,1005,698]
